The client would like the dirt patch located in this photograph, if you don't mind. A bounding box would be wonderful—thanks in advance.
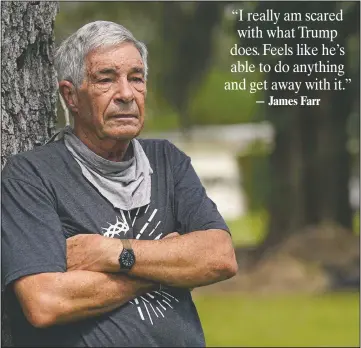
[195,223,360,295]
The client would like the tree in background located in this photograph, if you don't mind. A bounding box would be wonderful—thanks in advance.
[1,1,59,345]
[234,1,360,254]
[156,2,223,133]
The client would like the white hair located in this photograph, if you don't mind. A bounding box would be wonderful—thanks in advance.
[55,21,148,125]
[55,20,148,87]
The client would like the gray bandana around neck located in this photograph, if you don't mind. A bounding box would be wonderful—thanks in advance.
[62,126,153,211]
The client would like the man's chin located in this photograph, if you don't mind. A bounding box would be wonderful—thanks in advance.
[101,125,143,141]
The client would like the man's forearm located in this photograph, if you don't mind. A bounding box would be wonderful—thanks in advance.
[67,229,238,289]
[14,270,155,328]
[129,229,237,287]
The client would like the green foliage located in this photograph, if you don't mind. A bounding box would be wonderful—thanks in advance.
[55,2,161,44]
[143,65,266,132]
[194,293,360,347]
[228,210,360,246]
[353,212,360,235]
[227,210,268,246]
[143,111,179,133]
[189,69,261,125]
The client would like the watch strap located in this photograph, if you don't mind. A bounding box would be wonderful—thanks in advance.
[121,239,132,250]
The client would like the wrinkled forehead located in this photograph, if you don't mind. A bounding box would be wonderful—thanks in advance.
[84,42,144,75]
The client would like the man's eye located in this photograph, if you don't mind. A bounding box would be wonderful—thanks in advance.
[99,78,112,83]
[130,77,144,83]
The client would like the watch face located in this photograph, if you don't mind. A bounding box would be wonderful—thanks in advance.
[120,250,135,269]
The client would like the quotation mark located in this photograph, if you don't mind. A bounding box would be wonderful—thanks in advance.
[345,78,351,83]
[232,9,239,15]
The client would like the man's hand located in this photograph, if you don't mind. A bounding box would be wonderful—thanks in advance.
[67,234,123,273]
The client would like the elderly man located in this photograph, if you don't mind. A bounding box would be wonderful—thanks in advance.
[2,21,237,347]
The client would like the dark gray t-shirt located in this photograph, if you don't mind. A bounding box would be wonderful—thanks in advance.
[1,138,229,347]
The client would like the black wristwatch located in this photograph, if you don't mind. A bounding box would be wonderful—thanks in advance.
[118,239,136,272]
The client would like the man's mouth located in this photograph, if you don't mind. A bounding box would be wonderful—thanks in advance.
[109,114,138,119]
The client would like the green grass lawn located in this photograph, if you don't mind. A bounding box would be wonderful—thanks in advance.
[194,293,360,347]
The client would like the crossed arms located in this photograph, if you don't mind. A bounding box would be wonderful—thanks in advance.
[13,229,238,328]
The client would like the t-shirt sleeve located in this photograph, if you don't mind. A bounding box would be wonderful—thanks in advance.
[1,157,66,289]
[167,141,230,234]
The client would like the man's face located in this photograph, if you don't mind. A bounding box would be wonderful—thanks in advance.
[74,42,146,142]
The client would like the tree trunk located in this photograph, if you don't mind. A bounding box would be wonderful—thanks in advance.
[1,1,58,168]
[159,2,223,135]
[1,2,58,346]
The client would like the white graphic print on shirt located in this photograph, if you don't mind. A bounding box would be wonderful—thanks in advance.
[100,204,179,325]
[101,210,130,237]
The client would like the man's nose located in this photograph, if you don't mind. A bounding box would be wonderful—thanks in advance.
[113,78,134,103]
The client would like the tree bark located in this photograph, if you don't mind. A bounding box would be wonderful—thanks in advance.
[1,1,59,168]
[1,2,58,346]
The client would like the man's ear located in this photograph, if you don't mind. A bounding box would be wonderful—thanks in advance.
[58,80,79,114]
